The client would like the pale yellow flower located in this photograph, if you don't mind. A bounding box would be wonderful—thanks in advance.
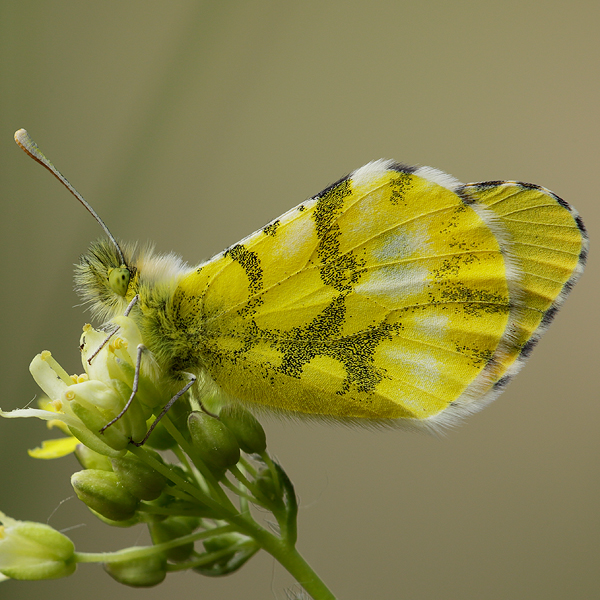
[1,317,157,458]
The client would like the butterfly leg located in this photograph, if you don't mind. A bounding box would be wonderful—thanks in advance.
[100,342,148,434]
[130,371,197,447]
[99,341,197,446]
[123,294,139,316]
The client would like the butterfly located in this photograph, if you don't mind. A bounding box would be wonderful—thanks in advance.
[16,130,588,433]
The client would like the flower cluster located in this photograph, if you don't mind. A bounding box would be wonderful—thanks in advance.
[0,318,333,598]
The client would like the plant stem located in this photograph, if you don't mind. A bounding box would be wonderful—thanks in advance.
[251,530,337,600]
[75,524,237,563]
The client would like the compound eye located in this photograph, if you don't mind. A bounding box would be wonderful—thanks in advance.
[108,266,130,297]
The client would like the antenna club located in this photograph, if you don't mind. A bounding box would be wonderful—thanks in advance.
[14,128,29,147]
[14,129,46,166]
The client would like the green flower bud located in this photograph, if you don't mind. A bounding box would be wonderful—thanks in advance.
[255,466,283,505]
[195,532,256,577]
[67,425,126,459]
[103,553,166,587]
[177,515,202,530]
[145,495,212,520]
[188,412,240,477]
[74,444,113,471]
[0,512,76,580]
[219,406,267,454]
[69,399,130,452]
[203,531,242,554]
[111,453,166,501]
[149,516,199,562]
[109,379,150,443]
[71,470,139,521]
[113,356,163,413]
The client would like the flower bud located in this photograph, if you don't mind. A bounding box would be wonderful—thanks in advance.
[202,531,242,555]
[67,424,126,459]
[188,412,240,477]
[71,470,139,521]
[145,495,212,520]
[69,396,130,452]
[74,444,113,471]
[103,553,166,587]
[0,512,76,580]
[255,466,283,505]
[148,516,199,562]
[109,379,151,443]
[113,356,162,413]
[195,532,255,576]
[111,453,166,501]
[219,406,267,454]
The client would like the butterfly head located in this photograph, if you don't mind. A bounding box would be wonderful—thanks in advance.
[75,238,190,323]
[75,239,139,322]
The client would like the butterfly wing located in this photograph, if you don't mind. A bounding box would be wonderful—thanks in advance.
[176,161,587,429]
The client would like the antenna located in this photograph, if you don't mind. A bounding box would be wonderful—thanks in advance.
[14,129,127,266]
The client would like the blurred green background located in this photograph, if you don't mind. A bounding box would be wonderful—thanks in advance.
[1,2,598,599]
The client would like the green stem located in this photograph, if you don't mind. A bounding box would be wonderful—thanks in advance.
[128,441,237,516]
[75,524,237,563]
[260,451,283,497]
[220,476,269,509]
[255,532,337,600]
[166,540,258,572]
[227,465,271,507]
[213,506,330,600]
[238,455,258,477]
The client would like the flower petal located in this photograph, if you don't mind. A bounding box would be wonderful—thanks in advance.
[29,354,71,401]
[0,408,81,430]
[28,437,80,459]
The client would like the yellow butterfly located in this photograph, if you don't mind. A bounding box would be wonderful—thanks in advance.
[16,130,588,432]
